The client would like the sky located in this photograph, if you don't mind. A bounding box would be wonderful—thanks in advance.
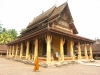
[0,0,100,40]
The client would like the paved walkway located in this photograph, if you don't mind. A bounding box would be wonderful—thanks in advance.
[0,57,100,75]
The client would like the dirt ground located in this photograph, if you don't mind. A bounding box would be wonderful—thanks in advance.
[0,57,100,75]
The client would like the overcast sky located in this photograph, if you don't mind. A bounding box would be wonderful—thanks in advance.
[0,0,100,40]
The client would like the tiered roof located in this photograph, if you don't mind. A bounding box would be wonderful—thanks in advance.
[7,2,94,45]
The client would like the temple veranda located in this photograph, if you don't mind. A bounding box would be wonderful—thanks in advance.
[6,2,94,64]
[7,34,93,63]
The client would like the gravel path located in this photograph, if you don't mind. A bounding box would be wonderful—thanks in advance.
[0,57,100,75]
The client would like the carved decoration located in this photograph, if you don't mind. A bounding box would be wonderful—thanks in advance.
[52,24,72,34]
[45,34,52,43]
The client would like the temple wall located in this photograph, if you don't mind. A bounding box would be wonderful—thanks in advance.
[52,36,60,54]
[62,12,68,21]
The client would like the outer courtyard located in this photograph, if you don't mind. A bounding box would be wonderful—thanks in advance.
[0,57,100,75]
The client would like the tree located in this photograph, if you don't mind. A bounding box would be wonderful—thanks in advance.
[7,29,18,41]
[0,21,18,44]
[0,29,18,45]
[0,32,11,45]
[2,28,7,32]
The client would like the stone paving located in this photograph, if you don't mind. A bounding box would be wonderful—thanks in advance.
[0,57,100,75]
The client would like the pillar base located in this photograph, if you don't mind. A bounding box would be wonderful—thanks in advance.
[78,54,82,60]
[89,59,94,62]
[85,55,89,59]
[89,55,93,59]
[71,56,75,60]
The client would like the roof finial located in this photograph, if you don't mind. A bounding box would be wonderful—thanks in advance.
[34,16,35,19]
[42,7,44,14]
[42,10,44,14]
[55,0,57,6]
[67,0,68,3]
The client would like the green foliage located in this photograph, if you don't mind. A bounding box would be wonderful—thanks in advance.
[7,29,18,41]
[0,32,11,45]
[0,22,18,45]
[2,28,7,32]
[0,29,18,45]
[0,21,20,45]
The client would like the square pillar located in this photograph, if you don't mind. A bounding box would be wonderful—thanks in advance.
[89,43,93,59]
[26,41,29,59]
[34,38,38,61]
[46,34,52,63]
[84,43,88,59]
[20,42,23,58]
[78,41,82,60]
[60,37,64,61]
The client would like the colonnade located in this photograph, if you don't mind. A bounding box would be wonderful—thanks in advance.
[7,34,93,63]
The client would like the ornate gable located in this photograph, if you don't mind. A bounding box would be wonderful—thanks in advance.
[51,3,78,34]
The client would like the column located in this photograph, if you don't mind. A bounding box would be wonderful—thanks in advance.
[78,41,82,60]
[70,39,74,60]
[26,40,29,59]
[34,38,38,61]
[89,43,93,59]
[84,43,88,59]
[15,44,18,57]
[60,37,64,61]
[67,40,70,56]
[12,45,14,57]
[6,46,9,56]
[32,42,34,60]
[20,42,23,58]
[9,46,11,57]
[10,46,13,57]
[46,34,52,63]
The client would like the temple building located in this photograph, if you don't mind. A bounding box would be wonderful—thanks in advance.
[7,2,94,63]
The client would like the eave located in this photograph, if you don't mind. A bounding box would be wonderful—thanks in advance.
[48,28,94,43]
